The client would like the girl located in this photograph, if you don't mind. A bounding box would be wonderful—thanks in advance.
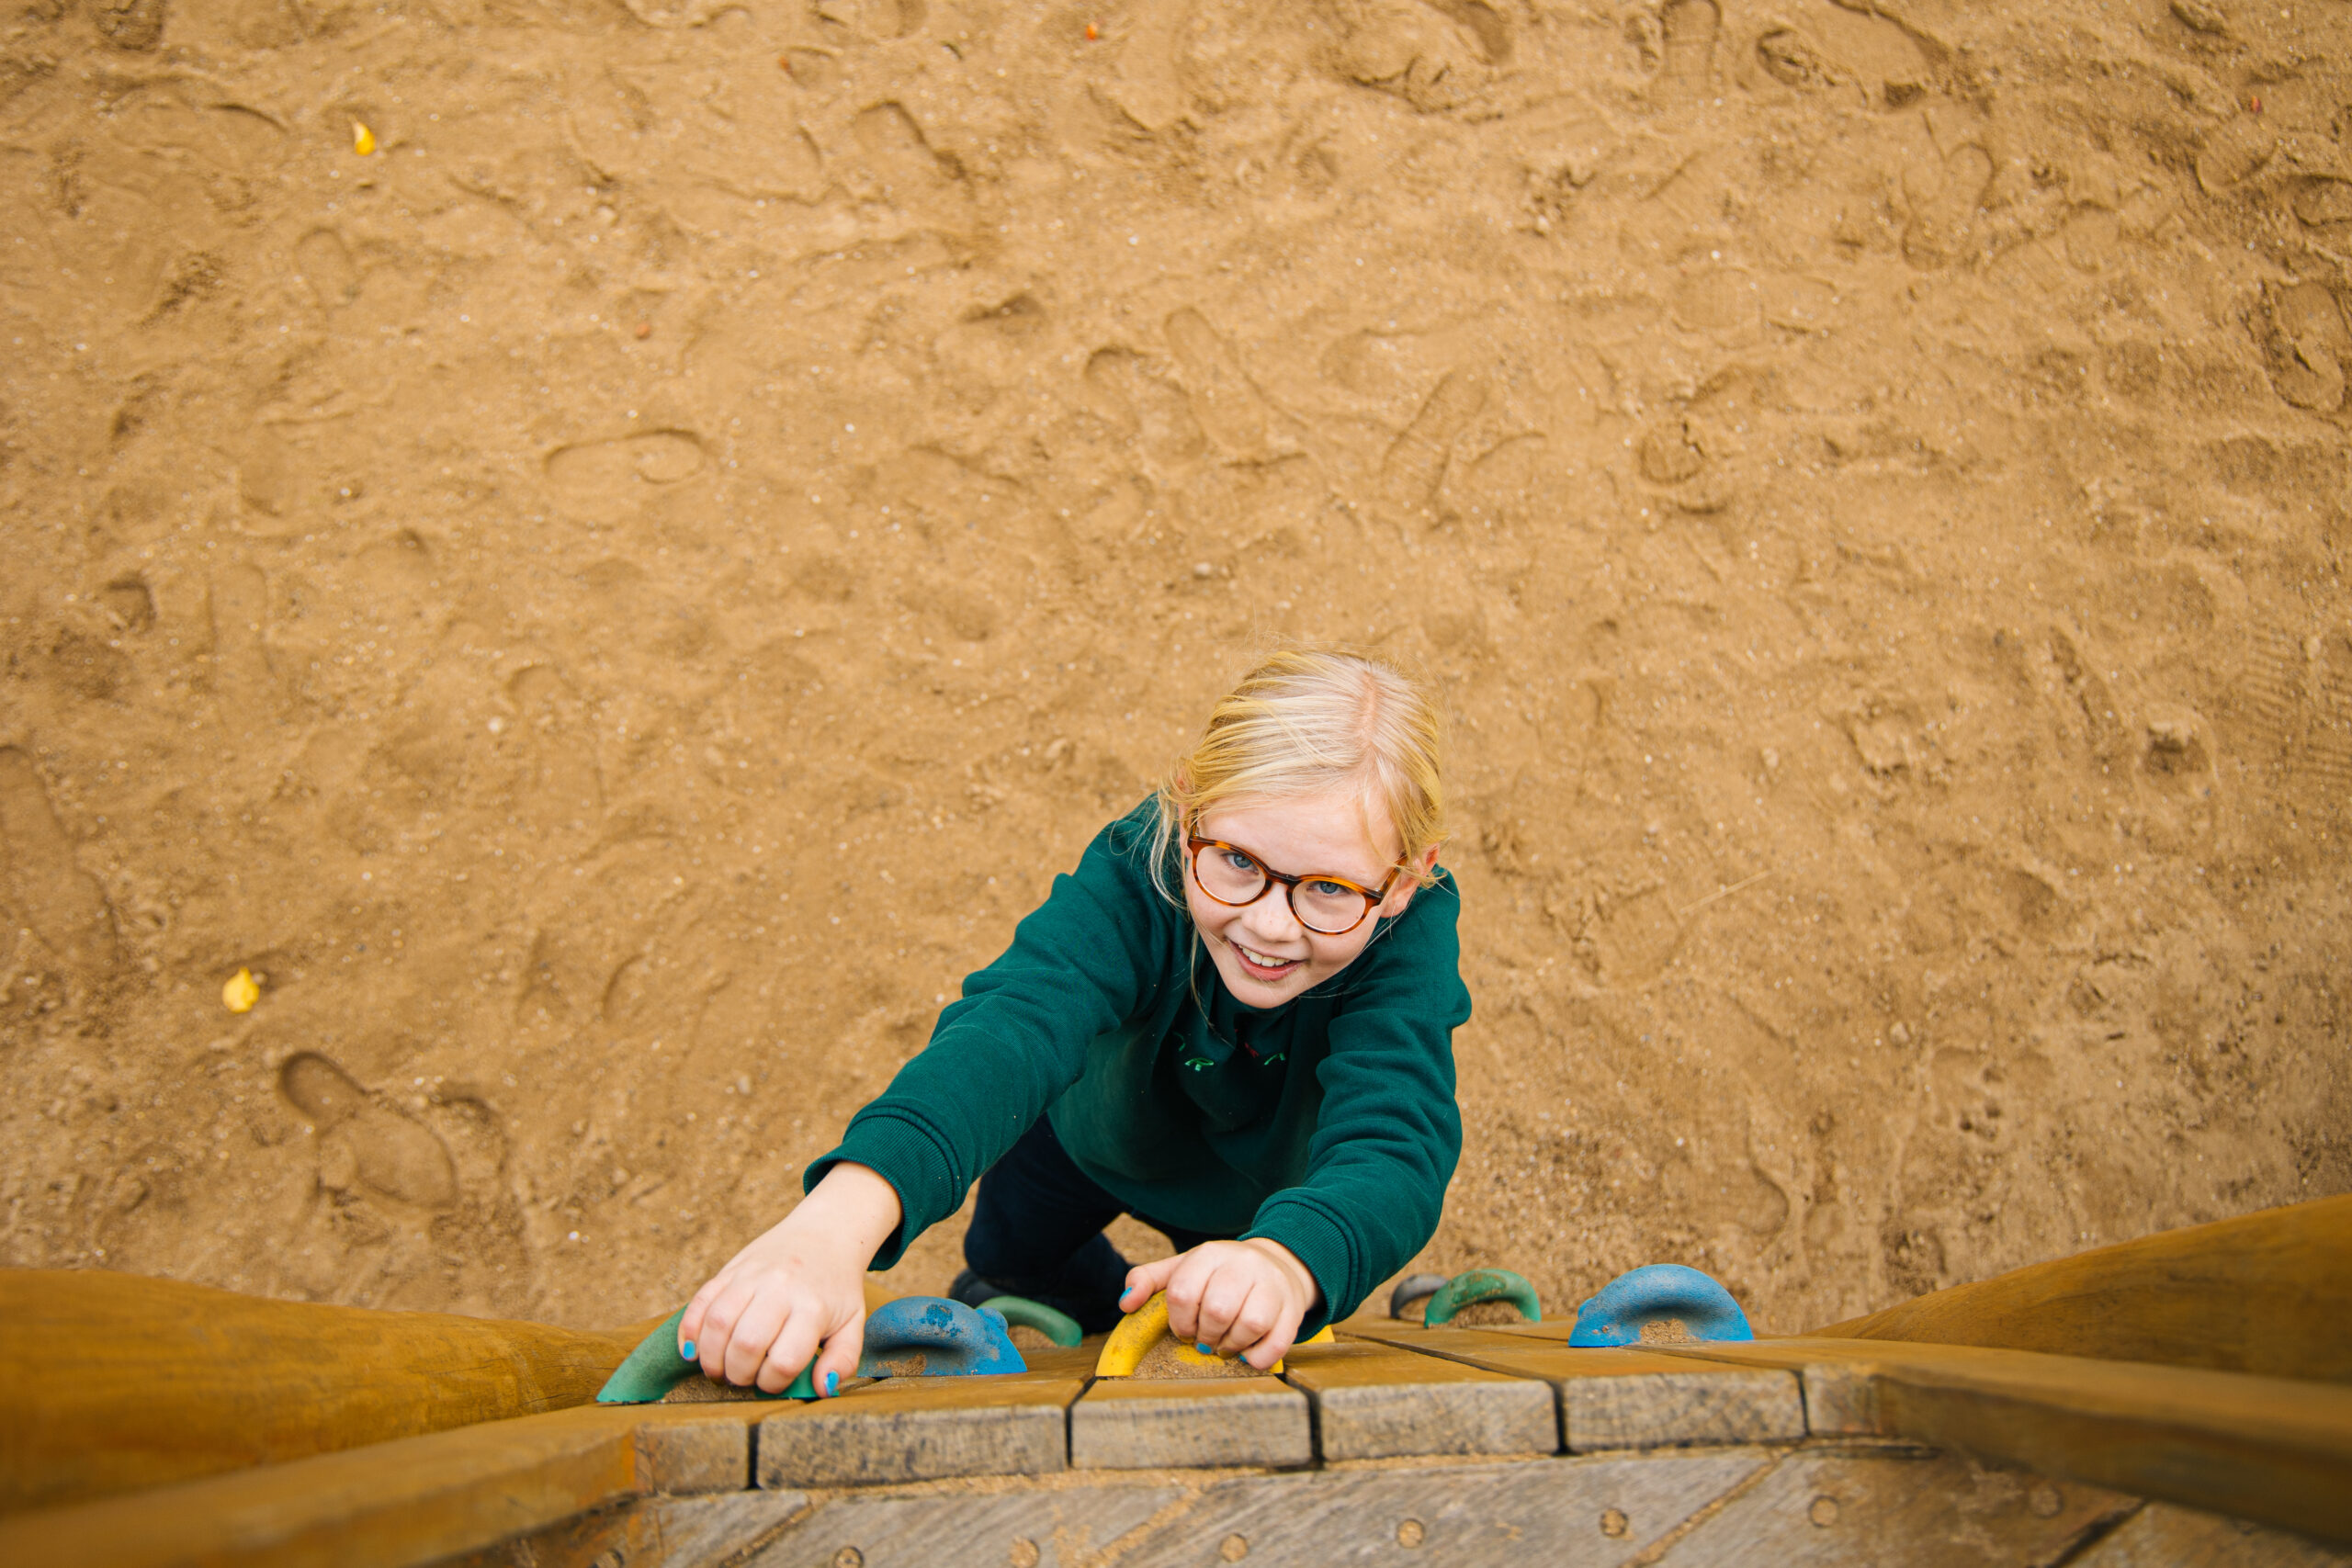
[679,649,1471,1395]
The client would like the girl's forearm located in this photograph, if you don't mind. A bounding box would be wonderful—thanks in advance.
[797,1160,904,1262]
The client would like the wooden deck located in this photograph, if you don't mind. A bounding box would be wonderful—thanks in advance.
[5,1320,2347,1567]
[6,1199,2349,1566]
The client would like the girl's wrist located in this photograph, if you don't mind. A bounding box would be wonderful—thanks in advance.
[1240,1236,1321,1309]
[798,1160,904,1262]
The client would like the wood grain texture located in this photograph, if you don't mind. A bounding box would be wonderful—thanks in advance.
[754,1360,1088,1488]
[0,1403,648,1568]
[1069,1376,1313,1471]
[1281,1339,1557,1460]
[1809,1197,2352,1382]
[2069,1501,2352,1568]
[0,1269,639,1513]
[1645,1443,2138,1567]
[629,1404,770,1494]
[734,1450,1776,1567]
[1651,1337,2352,1545]
[1350,1325,1805,1450]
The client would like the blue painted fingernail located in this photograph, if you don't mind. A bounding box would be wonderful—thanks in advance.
[1197,1342,1215,1355]
[825,1371,839,1395]
[681,1341,697,1359]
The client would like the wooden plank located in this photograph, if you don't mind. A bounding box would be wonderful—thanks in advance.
[2068,1500,2352,1568]
[1648,1337,2352,1545]
[1069,1377,1312,1471]
[1279,1337,1556,1460]
[734,1450,1777,1567]
[628,1404,771,1495]
[1809,1195,2352,1382]
[0,1399,781,1568]
[0,1404,645,1568]
[0,1269,640,1513]
[754,1349,1091,1489]
[1350,1324,1804,1451]
[1618,1440,2136,1568]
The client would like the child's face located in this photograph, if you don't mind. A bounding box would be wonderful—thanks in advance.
[1184,788,1436,1009]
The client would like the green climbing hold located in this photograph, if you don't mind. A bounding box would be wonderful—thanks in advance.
[596,1306,814,1403]
[978,1294,1084,1348]
[1421,1269,1542,1326]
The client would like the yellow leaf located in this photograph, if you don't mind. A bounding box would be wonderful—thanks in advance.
[352,120,376,156]
[222,967,260,1014]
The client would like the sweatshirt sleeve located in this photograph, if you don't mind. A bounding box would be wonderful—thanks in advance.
[803,808,1173,1269]
[1238,874,1471,1333]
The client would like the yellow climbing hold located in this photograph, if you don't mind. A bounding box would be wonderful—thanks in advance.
[222,967,259,1014]
[351,120,376,156]
[1092,1292,1333,1377]
[1094,1292,1168,1376]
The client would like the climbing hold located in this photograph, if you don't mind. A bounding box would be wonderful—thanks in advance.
[598,1307,808,1404]
[854,1296,1025,1379]
[1567,1264,1754,1348]
[978,1294,1084,1348]
[598,1296,1024,1404]
[1094,1292,1331,1377]
[351,120,376,156]
[1387,1273,1451,1321]
[222,967,259,1014]
[1422,1269,1542,1326]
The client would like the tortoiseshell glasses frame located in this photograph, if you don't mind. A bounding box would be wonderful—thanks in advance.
[1185,835,1403,936]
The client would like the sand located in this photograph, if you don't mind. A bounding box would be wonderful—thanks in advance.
[0,0,2346,1338]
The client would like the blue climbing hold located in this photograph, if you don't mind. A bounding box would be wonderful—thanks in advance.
[854,1296,1027,1379]
[1567,1264,1754,1348]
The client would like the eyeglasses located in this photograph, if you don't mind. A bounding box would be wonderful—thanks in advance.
[1186,836,1401,936]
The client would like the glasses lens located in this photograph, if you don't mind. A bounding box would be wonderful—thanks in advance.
[1294,878,1370,934]
[1194,843,1268,906]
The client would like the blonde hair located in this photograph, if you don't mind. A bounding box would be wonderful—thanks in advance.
[1148,648,1448,905]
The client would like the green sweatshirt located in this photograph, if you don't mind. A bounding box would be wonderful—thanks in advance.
[806,800,1471,1333]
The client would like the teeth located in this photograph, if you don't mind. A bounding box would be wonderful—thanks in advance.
[1238,944,1298,969]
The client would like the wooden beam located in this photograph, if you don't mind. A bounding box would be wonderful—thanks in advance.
[1349,1325,1804,1451]
[1808,1196,2352,1382]
[0,1401,773,1568]
[1069,1377,1313,1471]
[755,1354,1091,1489]
[1281,1338,1557,1460]
[0,1270,645,1515]
[1648,1337,2352,1544]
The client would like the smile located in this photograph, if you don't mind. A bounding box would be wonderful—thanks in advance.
[1233,942,1303,977]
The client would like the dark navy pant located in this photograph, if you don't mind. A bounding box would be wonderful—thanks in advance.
[958,1116,1224,1334]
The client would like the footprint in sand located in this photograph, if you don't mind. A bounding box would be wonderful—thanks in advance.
[2256,283,2350,414]
[1902,143,1994,269]
[545,430,707,490]
[1380,371,1486,514]
[1755,28,1836,90]
[2238,626,2352,795]
[1637,418,1708,485]
[850,102,970,218]
[815,0,925,39]
[293,229,359,310]
[1335,0,1512,113]
[280,1052,458,1210]
[2293,177,2352,233]
[1165,308,1278,457]
[1084,348,1208,468]
[0,747,119,975]
[1658,0,1719,96]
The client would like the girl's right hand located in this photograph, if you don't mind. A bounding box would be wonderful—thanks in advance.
[676,1161,903,1397]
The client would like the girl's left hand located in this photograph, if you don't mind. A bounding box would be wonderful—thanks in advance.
[1118,1237,1321,1371]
